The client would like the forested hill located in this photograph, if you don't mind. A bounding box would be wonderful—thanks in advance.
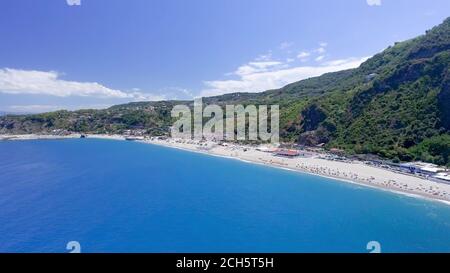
[1,17,450,166]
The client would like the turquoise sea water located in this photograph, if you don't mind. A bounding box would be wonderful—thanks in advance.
[0,139,450,253]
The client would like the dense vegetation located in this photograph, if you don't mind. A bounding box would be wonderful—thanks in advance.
[1,18,450,166]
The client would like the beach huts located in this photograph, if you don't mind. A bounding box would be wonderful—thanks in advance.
[256,146,278,153]
[274,149,301,158]
[399,162,446,176]
[397,162,450,183]
[125,136,145,141]
[435,173,450,182]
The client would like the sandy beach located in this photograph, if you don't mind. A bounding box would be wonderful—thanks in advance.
[142,137,450,205]
[2,134,450,205]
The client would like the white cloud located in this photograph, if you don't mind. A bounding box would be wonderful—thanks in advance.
[66,0,81,6]
[128,91,166,101]
[0,68,163,101]
[286,58,295,63]
[315,55,325,62]
[200,57,369,97]
[234,61,284,76]
[314,42,328,54]
[6,104,112,113]
[297,51,311,59]
[323,59,356,66]
[255,52,273,61]
[366,0,381,6]
[315,47,326,54]
[248,61,283,69]
[8,105,65,113]
[279,41,294,50]
[153,86,194,100]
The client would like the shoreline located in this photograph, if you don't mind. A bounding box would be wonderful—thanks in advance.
[2,133,450,206]
[142,138,450,206]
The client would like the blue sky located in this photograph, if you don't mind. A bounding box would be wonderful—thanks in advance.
[0,0,449,113]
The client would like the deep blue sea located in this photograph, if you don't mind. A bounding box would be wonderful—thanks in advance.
[0,139,450,253]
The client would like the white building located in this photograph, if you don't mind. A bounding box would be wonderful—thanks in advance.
[435,173,450,182]
[400,162,446,175]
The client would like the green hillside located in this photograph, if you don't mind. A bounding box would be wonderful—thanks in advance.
[1,17,450,166]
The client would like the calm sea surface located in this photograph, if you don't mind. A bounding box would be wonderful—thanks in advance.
[0,139,450,253]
